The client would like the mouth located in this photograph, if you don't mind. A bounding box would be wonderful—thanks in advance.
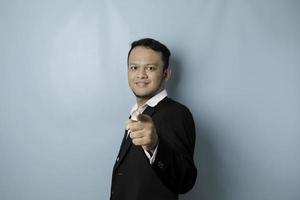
[134,81,150,88]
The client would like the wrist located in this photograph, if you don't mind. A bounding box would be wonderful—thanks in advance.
[149,137,159,152]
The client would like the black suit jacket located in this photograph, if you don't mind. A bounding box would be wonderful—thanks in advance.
[110,97,197,200]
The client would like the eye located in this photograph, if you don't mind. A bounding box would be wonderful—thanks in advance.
[129,65,138,71]
[146,65,156,71]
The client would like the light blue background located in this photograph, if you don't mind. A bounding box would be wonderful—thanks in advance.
[1,0,299,200]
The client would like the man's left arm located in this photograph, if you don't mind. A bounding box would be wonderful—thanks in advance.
[151,107,197,194]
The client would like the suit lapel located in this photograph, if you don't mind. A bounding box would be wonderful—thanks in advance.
[142,104,155,117]
[113,130,131,170]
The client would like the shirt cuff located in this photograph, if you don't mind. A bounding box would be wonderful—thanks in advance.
[143,142,159,165]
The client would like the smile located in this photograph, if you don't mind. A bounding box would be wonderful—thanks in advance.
[135,82,149,87]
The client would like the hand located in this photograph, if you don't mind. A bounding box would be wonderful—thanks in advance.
[126,114,158,152]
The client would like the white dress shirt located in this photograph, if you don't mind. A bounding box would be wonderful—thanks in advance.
[128,89,167,164]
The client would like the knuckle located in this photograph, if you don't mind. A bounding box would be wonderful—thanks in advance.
[131,132,135,137]
[133,139,139,145]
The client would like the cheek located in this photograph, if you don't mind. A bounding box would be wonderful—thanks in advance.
[128,72,134,80]
[152,73,163,83]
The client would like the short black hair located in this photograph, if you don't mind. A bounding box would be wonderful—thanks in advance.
[127,38,171,69]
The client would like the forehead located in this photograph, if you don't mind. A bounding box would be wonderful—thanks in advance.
[128,46,163,64]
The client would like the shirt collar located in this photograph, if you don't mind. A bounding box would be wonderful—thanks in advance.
[130,89,168,115]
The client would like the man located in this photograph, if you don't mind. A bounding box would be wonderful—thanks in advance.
[110,38,197,200]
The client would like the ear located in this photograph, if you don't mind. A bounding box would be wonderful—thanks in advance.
[163,68,171,81]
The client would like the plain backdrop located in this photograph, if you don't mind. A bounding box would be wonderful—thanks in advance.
[0,0,299,200]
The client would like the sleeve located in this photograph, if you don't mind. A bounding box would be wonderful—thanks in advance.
[151,106,197,194]
[143,143,159,164]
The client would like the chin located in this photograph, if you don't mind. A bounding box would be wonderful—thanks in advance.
[135,93,151,98]
[133,91,154,99]
[132,89,150,96]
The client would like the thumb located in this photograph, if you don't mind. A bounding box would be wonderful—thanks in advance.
[137,114,151,122]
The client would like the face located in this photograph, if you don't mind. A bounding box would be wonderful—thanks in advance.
[128,46,170,101]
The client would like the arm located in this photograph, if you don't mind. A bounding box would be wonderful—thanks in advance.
[151,106,197,194]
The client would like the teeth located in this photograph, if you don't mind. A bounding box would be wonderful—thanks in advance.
[136,82,147,87]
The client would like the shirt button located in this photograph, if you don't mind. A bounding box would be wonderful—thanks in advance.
[116,157,119,162]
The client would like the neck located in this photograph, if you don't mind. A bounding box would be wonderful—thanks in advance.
[136,98,148,108]
[135,85,165,108]
[136,88,165,108]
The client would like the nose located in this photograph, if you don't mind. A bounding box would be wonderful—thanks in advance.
[137,67,147,79]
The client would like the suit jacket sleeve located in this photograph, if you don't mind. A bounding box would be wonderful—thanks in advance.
[151,103,197,194]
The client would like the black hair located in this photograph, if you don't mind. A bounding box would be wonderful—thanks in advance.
[127,38,171,69]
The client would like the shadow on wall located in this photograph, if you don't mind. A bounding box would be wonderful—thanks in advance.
[166,56,182,98]
[168,56,225,200]
[180,120,225,200]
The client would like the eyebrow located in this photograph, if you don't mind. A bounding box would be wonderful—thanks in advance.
[128,64,139,68]
[129,62,158,66]
[146,64,157,66]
